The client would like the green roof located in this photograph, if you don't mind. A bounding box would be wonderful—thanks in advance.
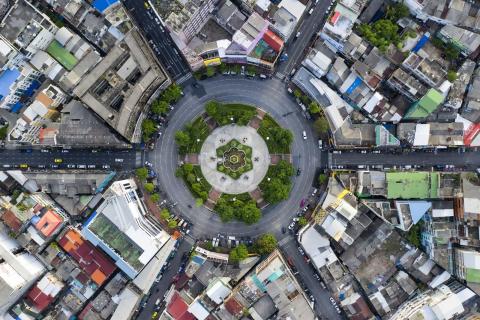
[47,40,78,71]
[466,268,480,283]
[386,172,439,199]
[404,89,444,119]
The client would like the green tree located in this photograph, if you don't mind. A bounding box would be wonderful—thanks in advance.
[205,100,220,117]
[309,102,321,114]
[359,19,402,52]
[216,198,235,222]
[313,117,329,134]
[0,125,8,140]
[444,43,460,60]
[298,217,308,227]
[239,202,261,224]
[318,173,328,185]
[195,198,204,207]
[263,178,290,203]
[447,70,458,82]
[151,100,169,115]
[144,183,155,193]
[187,173,196,184]
[136,167,148,181]
[293,89,303,99]
[161,84,183,103]
[255,233,277,255]
[160,209,170,220]
[385,2,410,21]
[168,219,178,229]
[206,66,216,77]
[229,244,249,262]
[175,130,191,148]
[142,119,157,140]
[150,193,160,202]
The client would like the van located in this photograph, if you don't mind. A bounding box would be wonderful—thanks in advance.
[308,8,314,15]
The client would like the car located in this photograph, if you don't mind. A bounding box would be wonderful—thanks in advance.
[115,158,124,163]
[88,165,96,169]
[372,150,381,154]
[155,298,161,305]
[51,164,59,169]
[151,311,158,319]
[61,149,69,153]
[19,164,28,168]
[54,158,63,163]
[67,164,75,169]
[302,131,307,140]
[311,188,318,196]
[41,149,49,153]
[77,165,86,169]
[296,168,301,176]
[318,139,322,149]
[320,281,326,289]
[309,295,315,302]
[308,8,313,14]
[298,247,304,255]
[102,165,110,169]
[329,297,337,305]
[37,165,46,169]
[292,217,299,222]
[361,150,367,154]
[296,31,301,38]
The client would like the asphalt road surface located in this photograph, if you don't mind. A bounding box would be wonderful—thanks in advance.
[281,237,343,320]
[0,149,140,170]
[331,149,480,170]
[136,238,194,320]
[122,0,190,80]
[276,0,333,78]
[149,76,321,239]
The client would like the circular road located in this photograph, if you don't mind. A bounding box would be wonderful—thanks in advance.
[150,76,321,239]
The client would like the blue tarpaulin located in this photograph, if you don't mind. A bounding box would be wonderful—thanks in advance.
[10,102,23,113]
[0,68,20,101]
[345,76,362,95]
[92,0,119,13]
[412,33,430,53]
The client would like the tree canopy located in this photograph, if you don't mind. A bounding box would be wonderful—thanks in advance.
[255,234,277,255]
[151,100,169,115]
[385,3,410,21]
[150,193,160,202]
[313,117,329,134]
[161,83,182,103]
[309,102,321,114]
[0,125,8,140]
[142,119,157,141]
[144,183,155,193]
[359,19,403,52]
[136,167,148,181]
[229,244,249,262]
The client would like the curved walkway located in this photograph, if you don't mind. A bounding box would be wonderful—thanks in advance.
[149,77,321,238]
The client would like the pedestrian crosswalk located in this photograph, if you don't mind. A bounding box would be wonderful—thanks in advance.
[176,72,192,84]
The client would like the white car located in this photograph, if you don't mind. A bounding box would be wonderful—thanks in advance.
[302,131,307,140]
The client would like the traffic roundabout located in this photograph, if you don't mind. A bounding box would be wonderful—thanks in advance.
[150,77,321,238]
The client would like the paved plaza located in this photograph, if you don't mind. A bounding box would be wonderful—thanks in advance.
[199,124,270,194]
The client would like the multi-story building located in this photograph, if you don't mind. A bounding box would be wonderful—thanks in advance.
[82,179,172,279]
[165,0,219,43]
[0,231,45,316]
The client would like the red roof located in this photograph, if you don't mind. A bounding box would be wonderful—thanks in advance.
[464,123,480,146]
[224,297,243,316]
[26,286,53,312]
[330,11,340,24]
[262,29,284,53]
[35,210,63,237]
[1,210,22,232]
[167,292,195,320]
[58,229,116,285]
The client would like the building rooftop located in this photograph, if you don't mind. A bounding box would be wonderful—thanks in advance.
[35,210,63,237]
[83,179,170,278]
[58,228,117,286]
[386,172,439,199]
[404,89,444,119]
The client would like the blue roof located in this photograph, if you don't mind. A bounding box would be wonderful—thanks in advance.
[0,68,20,101]
[412,33,430,53]
[92,0,119,13]
[407,201,431,224]
[345,76,362,95]
[10,102,23,113]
